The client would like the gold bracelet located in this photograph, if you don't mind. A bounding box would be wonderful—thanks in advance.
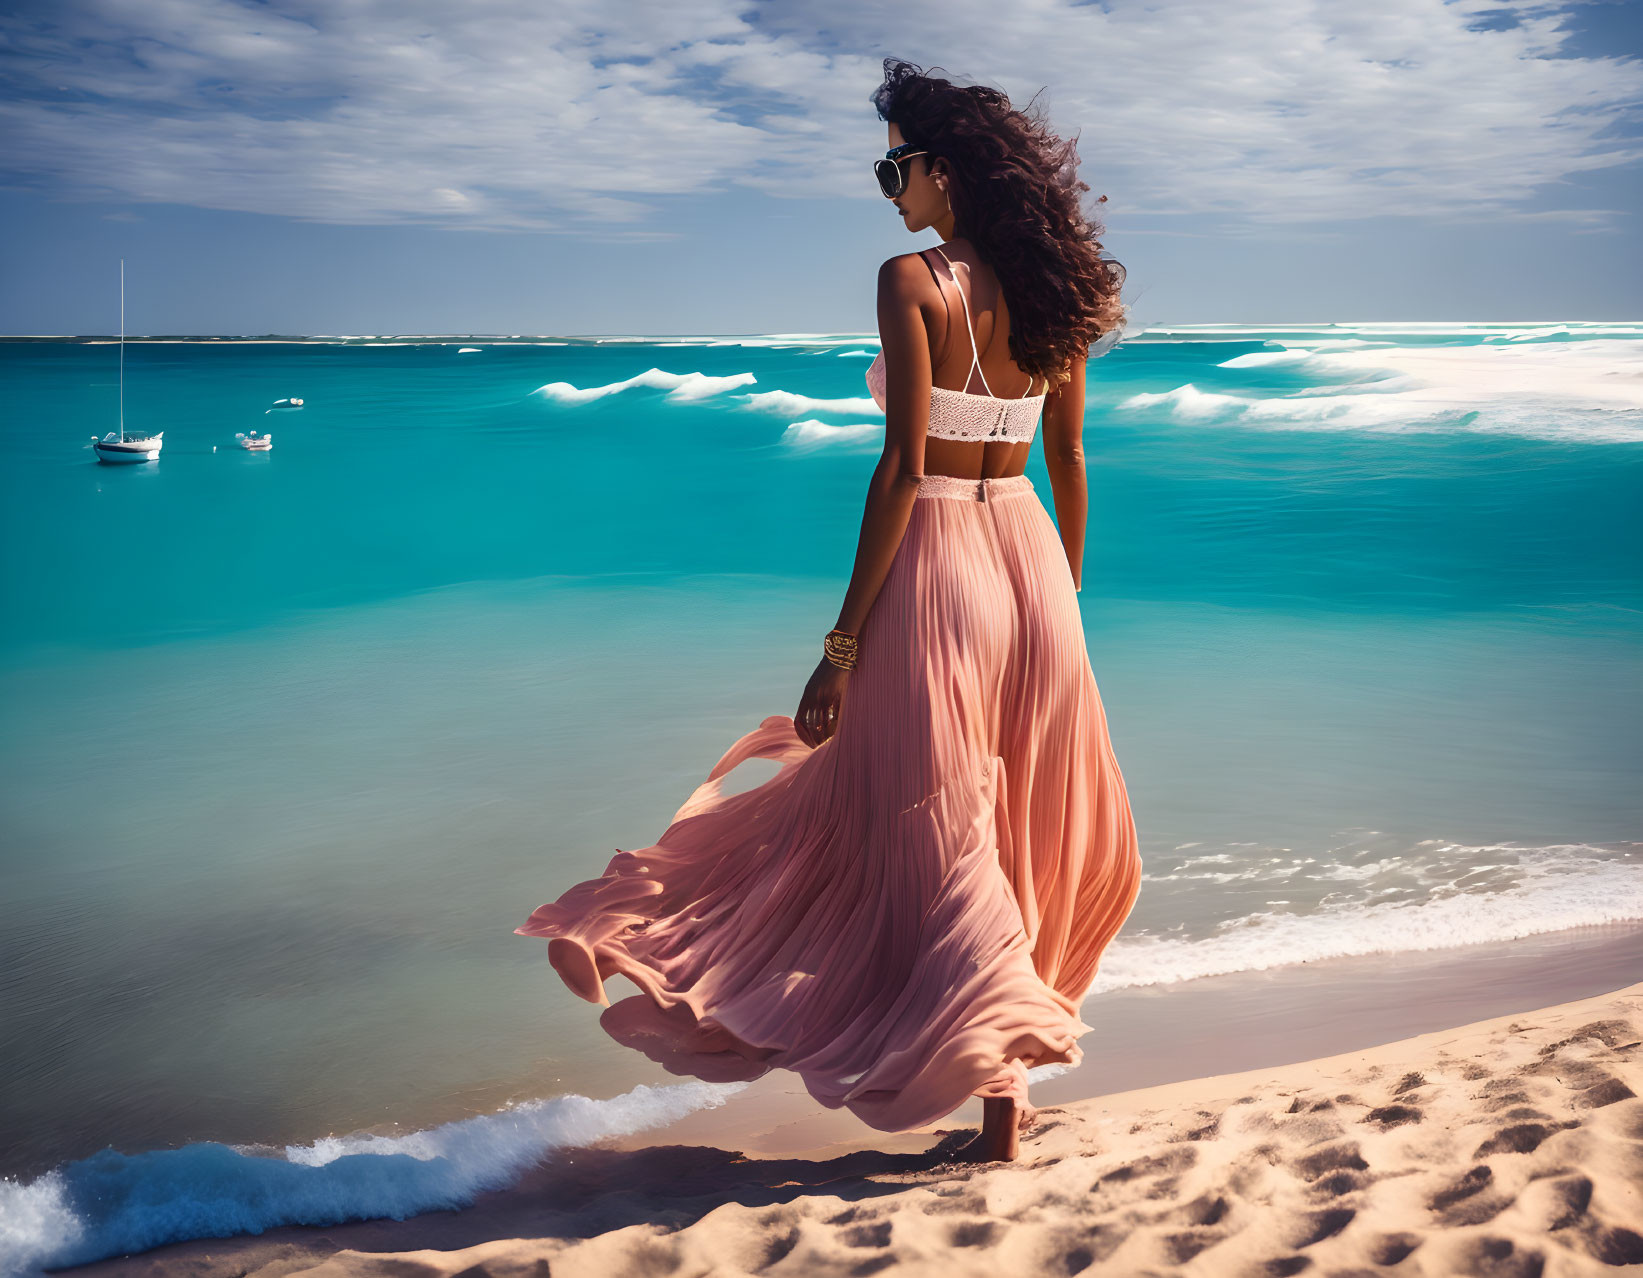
[823,627,858,671]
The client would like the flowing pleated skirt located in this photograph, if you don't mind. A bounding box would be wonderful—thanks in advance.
[514,473,1142,1132]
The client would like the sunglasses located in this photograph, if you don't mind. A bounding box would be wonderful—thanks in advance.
[874,143,929,199]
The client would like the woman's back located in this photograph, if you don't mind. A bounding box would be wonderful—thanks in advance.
[925,243,1044,399]
[866,240,1049,481]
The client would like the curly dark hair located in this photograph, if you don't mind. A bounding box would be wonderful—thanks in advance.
[871,58,1127,389]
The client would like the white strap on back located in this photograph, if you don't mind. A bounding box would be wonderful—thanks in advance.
[931,247,995,397]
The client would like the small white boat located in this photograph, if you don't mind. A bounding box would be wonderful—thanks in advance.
[91,260,164,464]
[93,429,163,462]
[236,430,273,451]
[266,397,304,411]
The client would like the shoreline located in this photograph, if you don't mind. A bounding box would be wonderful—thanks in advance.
[66,925,1643,1276]
[601,918,1643,1162]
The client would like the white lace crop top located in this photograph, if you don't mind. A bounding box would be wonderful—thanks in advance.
[865,245,1047,444]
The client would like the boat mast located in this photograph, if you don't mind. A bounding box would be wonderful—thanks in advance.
[119,258,125,442]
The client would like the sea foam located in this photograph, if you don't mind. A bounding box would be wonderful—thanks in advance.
[533,367,758,403]
[0,1079,746,1276]
[1092,841,1643,994]
[1127,337,1643,443]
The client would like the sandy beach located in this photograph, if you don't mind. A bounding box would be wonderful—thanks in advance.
[67,959,1641,1277]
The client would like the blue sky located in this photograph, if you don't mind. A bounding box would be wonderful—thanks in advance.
[1,0,1639,336]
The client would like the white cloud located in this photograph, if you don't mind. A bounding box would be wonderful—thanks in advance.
[0,0,1637,233]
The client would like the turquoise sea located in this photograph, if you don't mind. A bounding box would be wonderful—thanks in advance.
[1,323,1640,1271]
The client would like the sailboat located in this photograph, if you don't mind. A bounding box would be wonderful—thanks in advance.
[91,259,164,463]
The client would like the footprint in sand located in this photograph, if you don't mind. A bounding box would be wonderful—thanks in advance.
[1362,1101,1423,1128]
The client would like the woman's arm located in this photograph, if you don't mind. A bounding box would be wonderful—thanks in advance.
[1040,354,1089,591]
[792,255,933,748]
[832,255,933,634]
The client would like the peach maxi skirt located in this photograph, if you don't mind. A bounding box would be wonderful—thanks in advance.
[515,473,1142,1132]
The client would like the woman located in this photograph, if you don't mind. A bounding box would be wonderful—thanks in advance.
[515,59,1141,1164]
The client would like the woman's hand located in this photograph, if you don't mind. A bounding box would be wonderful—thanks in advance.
[795,656,851,748]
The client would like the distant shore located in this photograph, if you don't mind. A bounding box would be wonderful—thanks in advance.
[5,319,1632,344]
[0,333,876,344]
[0,334,613,344]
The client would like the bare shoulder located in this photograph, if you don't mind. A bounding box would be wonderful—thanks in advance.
[877,250,935,291]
